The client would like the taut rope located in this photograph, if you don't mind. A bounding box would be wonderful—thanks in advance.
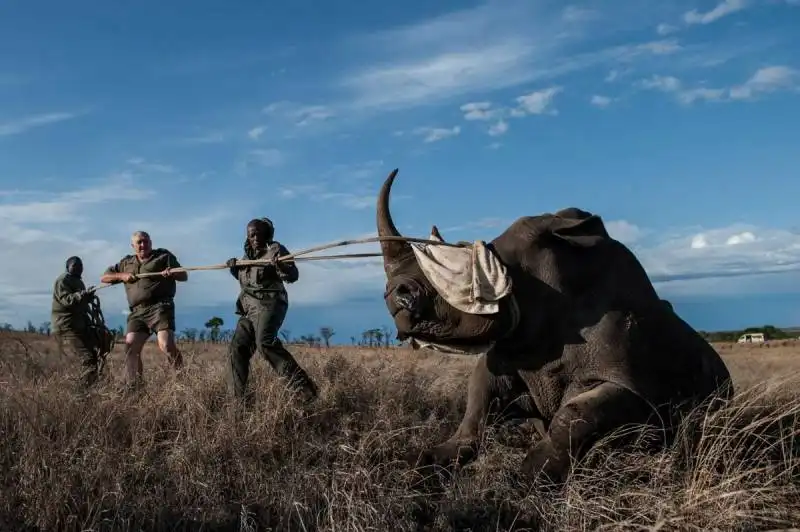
[91,234,466,291]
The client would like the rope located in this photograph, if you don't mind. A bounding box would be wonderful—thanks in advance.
[84,293,116,376]
[91,234,464,291]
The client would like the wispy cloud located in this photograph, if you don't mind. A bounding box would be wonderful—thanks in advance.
[456,86,562,137]
[247,126,266,140]
[322,160,385,182]
[488,120,509,137]
[413,125,461,143]
[590,94,614,108]
[0,172,152,225]
[683,0,749,25]
[126,157,176,174]
[635,65,799,104]
[336,1,685,112]
[656,23,679,35]
[174,131,227,145]
[279,182,375,210]
[262,101,335,128]
[0,111,82,137]
[513,87,563,116]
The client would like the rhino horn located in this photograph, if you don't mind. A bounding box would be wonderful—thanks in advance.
[376,168,412,273]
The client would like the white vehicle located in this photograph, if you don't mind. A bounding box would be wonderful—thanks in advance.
[737,332,765,343]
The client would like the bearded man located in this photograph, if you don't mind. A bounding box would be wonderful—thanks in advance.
[51,256,99,390]
[225,217,318,405]
[100,230,187,390]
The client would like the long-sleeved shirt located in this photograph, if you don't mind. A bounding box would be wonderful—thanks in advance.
[51,272,90,335]
[230,241,298,316]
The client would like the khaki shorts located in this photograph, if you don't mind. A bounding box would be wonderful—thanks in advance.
[126,300,176,335]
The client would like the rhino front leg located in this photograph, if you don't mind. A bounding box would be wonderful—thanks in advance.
[413,353,495,471]
[520,381,658,485]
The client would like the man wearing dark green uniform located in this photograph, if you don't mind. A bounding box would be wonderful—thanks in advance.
[100,230,187,389]
[51,256,98,389]
[225,218,318,404]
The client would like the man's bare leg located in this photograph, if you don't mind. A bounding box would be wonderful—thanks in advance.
[124,332,149,389]
[156,329,183,370]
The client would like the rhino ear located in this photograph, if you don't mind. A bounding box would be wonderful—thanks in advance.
[429,225,444,242]
[550,212,609,247]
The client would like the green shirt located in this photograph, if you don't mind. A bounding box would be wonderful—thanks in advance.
[51,272,89,334]
[230,242,298,316]
[104,248,183,309]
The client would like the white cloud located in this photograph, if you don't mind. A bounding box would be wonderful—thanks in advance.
[262,101,335,128]
[341,41,539,110]
[639,224,800,293]
[590,94,614,108]
[460,101,501,121]
[126,157,176,174]
[488,120,509,136]
[413,125,461,143]
[683,0,749,25]
[561,5,598,22]
[636,65,799,105]
[656,23,678,35]
[0,111,82,137]
[512,86,562,116]
[606,220,645,245]
[278,182,376,210]
[173,130,227,145]
[236,148,285,173]
[728,65,799,100]
[337,1,685,111]
[248,126,266,139]
[322,160,385,182]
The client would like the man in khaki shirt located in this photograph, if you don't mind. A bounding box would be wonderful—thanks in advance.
[101,230,188,390]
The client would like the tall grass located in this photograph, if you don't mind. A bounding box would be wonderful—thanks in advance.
[1,333,798,530]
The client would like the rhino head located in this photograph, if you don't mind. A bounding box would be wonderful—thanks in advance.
[376,169,511,350]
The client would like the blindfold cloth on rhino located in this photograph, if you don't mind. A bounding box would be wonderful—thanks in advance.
[409,232,512,315]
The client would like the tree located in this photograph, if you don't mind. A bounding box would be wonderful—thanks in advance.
[25,320,36,333]
[319,326,335,347]
[381,325,393,347]
[181,327,198,342]
[205,316,224,342]
[39,321,51,336]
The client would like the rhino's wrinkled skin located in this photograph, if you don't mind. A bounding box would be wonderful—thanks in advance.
[377,169,733,484]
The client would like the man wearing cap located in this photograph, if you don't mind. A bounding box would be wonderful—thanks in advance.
[100,230,187,390]
[51,256,99,390]
[225,217,319,405]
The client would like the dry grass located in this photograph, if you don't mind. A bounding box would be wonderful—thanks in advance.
[1,331,799,531]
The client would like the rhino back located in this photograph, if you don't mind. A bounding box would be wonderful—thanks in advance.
[488,215,730,418]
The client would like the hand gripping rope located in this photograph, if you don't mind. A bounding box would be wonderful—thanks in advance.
[90,234,468,291]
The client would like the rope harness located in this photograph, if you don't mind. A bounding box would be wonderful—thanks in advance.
[84,293,116,377]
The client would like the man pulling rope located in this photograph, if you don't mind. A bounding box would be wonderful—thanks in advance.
[51,256,115,391]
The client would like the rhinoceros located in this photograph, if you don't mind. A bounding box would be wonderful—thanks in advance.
[375,168,733,483]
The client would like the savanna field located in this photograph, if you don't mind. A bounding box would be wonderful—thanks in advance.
[1,331,799,531]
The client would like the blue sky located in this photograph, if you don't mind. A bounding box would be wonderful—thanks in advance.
[1,0,799,342]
